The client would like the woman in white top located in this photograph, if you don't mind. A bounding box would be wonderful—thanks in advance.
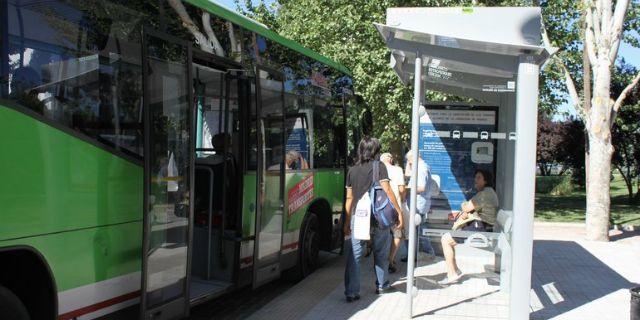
[380,153,405,273]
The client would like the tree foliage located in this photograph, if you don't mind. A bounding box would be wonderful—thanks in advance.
[539,0,640,112]
[239,0,532,152]
[537,116,585,178]
[611,62,640,202]
[541,0,640,241]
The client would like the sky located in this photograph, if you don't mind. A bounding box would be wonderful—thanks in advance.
[216,0,640,117]
[217,0,269,12]
[217,0,240,10]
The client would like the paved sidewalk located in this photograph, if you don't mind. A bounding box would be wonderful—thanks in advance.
[529,223,640,319]
[248,223,640,319]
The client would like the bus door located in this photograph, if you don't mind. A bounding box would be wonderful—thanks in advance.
[140,30,194,320]
[253,67,285,288]
[190,56,248,302]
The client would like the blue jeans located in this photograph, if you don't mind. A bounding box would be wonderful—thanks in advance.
[419,217,435,254]
[403,214,435,256]
[344,226,391,297]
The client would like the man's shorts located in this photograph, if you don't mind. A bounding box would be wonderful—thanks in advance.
[391,226,404,239]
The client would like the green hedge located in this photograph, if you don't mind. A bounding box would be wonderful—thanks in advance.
[536,175,573,196]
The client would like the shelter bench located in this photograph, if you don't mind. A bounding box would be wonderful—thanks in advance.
[420,210,513,292]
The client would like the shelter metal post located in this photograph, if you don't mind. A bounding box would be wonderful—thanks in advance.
[509,55,539,319]
[406,53,423,319]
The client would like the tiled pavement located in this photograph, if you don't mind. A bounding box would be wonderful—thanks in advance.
[247,223,640,319]
[529,223,640,320]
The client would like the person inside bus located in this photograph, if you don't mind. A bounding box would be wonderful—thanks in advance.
[438,169,499,285]
[210,133,236,166]
[343,137,403,302]
[285,150,309,170]
[9,66,45,114]
[210,133,238,229]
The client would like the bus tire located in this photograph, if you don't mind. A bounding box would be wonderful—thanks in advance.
[0,286,30,320]
[295,213,320,280]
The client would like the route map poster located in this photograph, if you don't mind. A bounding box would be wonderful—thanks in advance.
[419,106,497,218]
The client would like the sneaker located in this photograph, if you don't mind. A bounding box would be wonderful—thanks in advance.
[345,294,360,303]
[389,262,397,274]
[400,256,408,262]
[375,286,393,295]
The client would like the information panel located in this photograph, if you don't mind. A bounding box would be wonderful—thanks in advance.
[419,106,497,219]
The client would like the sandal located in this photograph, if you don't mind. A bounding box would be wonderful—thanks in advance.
[437,271,463,286]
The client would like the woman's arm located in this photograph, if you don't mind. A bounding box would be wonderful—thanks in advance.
[461,200,476,213]
[343,188,354,236]
[300,157,309,170]
[380,180,404,230]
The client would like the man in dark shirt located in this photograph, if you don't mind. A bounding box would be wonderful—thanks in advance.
[343,137,403,302]
[345,161,389,212]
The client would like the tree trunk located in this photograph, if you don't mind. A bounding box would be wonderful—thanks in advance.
[583,30,591,196]
[585,60,614,241]
[586,137,613,240]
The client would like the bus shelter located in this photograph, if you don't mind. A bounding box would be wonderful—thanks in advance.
[374,7,555,319]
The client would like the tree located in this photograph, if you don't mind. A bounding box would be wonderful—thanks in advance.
[560,118,587,185]
[541,0,640,241]
[242,0,639,240]
[537,116,586,177]
[168,0,242,61]
[611,62,640,203]
[239,0,527,154]
[537,116,564,176]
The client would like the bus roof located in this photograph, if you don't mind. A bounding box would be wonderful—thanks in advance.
[186,0,351,76]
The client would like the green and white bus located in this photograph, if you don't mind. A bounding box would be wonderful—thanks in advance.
[0,1,363,319]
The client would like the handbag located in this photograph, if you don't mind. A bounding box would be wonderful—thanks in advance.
[451,212,479,230]
[353,192,372,240]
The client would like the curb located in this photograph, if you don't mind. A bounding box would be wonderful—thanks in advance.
[534,221,639,232]
[533,221,584,227]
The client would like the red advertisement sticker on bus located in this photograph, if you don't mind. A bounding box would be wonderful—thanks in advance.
[288,175,314,217]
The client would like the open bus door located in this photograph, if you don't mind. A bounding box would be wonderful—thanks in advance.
[140,30,194,320]
[252,67,285,288]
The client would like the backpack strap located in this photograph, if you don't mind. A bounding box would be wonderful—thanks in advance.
[370,161,379,213]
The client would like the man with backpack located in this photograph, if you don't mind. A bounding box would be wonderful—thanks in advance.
[402,151,435,262]
[343,137,404,302]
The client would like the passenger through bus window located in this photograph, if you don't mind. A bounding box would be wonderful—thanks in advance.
[284,93,311,170]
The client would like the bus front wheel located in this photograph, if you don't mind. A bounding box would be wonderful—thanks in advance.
[0,285,30,320]
[298,213,320,279]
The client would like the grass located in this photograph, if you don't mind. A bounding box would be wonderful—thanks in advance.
[535,174,640,225]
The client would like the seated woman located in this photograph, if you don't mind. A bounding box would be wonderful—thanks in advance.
[439,169,499,285]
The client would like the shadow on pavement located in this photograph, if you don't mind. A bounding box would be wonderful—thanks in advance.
[530,240,636,319]
[610,229,640,242]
